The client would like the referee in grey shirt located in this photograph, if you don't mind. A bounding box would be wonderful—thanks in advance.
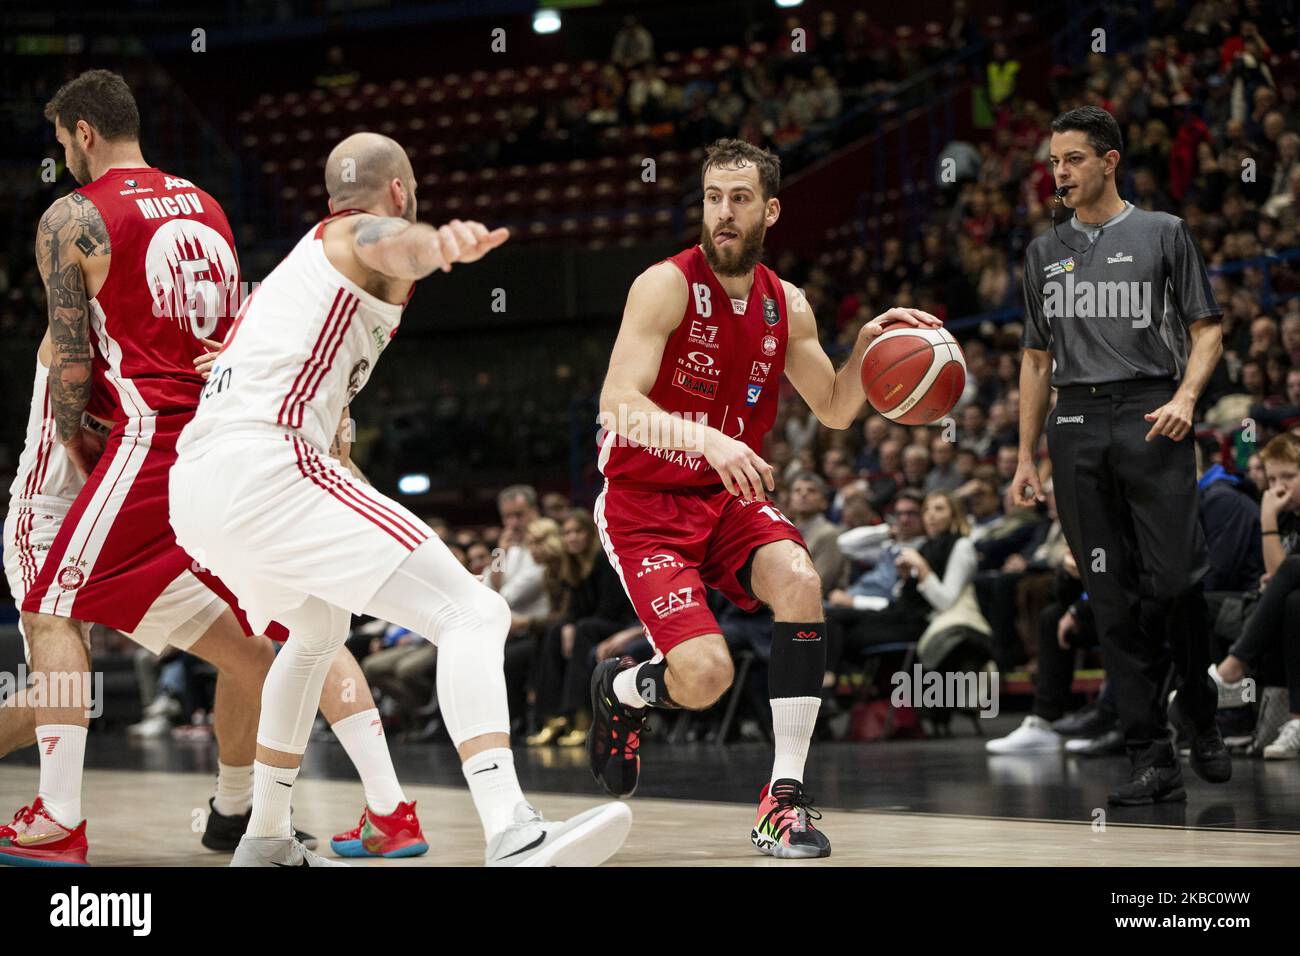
[1012,106,1231,805]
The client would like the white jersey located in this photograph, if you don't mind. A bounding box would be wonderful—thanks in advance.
[7,358,83,509]
[180,210,405,455]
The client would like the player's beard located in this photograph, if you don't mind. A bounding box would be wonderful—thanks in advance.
[700,219,765,277]
[67,141,91,185]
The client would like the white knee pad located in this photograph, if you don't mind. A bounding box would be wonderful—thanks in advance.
[256,599,352,755]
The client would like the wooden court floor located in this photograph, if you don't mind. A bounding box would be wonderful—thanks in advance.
[1,767,1296,866]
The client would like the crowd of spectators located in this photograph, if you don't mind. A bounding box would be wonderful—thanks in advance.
[481,8,980,173]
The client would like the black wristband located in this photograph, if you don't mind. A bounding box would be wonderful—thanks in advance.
[1263,530,1280,537]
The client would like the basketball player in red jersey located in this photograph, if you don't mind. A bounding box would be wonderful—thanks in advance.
[590,139,941,858]
[1,71,424,866]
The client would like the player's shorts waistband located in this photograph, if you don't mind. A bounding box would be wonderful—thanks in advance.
[1057,377,1176,400]
[6,495,74,516]
[179,421,325,457]
[604,479,727,495]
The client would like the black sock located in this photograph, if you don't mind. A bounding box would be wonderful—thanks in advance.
[634,659,681,709]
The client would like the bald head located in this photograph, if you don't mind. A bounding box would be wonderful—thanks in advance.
[325,132,416,219]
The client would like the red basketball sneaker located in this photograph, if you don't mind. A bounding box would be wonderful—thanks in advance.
[0,798,89,867]
[330,801,428,858]
[750,779,831,859]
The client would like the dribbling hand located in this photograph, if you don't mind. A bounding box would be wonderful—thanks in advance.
[703,428,774,501]
[858,307,943,346]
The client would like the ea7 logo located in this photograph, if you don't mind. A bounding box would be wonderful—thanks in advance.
[650,588,696,618]
[750,361,771,379]
[688,320,719,346]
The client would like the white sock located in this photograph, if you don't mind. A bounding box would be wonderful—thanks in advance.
[246,761,298,840]
[769,697,819,785]
[36,724,87,826]
[613,664,650,709]
[462,747,527,839]
[331,708,406,816]
[213,762,254,817]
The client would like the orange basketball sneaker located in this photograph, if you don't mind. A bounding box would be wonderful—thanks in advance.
[0,798,89,867]
[750,779,831,860]
[330,800,429,858]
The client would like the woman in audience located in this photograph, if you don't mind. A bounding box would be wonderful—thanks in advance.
[824,489,991,676]
[1210,433,1300,757]
[526,510,635,746]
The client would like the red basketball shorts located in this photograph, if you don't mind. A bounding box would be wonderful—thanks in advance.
[21,413,241,646]
[593,481,807,655]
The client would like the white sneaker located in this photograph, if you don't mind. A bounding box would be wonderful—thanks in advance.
[127,713,173,738]
[985,715,1062,754]
[1263,718,1300,760]
[230,836,347,867]
[142,695,182,719]
[485,801,632,867]
[1208,663,1249,709]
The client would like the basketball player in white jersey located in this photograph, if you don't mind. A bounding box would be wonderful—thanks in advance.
[2,332,430,861]
[169,132,632,867]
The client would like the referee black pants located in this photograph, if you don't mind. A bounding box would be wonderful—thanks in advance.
[1047,379,1216,769]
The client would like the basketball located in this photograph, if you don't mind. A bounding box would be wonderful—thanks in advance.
[860,322,967,425]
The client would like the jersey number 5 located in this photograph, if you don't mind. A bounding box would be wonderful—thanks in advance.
[177,258,221,339]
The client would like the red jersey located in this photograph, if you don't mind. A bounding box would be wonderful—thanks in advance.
[598,245,788,490]
[74,167,239,421]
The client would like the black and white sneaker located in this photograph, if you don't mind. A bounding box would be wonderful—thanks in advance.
[201,799,318,852]
[485,801,632,867]
[588,657,647,798]
[230,836,345,867]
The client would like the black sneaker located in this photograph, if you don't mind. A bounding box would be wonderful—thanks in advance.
[1168,689,1232,783]
[588,657,646,798]
[1052,703,1113,738]
[1108,765,1187,806]
[1064,727,1125,757]
[201,799,318,852]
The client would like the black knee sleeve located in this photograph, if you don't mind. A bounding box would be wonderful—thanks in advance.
[769,622,826,699]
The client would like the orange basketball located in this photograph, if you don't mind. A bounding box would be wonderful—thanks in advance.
[860,322,966,425]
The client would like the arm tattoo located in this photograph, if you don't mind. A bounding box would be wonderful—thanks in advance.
[353,216,410,247]
[36,195,106,442]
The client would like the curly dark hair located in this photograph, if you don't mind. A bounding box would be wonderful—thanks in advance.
[44,69,140,141]
[701,138,781,199]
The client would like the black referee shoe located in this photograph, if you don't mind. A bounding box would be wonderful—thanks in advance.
[1108,764,1186,806]
[588,657,646,798]
[201,799,319,852]
[1167,689,1232,783]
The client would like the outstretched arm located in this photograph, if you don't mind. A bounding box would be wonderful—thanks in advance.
[351,215,509,280]
[782,279,941,429]
[36,193,107,478]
